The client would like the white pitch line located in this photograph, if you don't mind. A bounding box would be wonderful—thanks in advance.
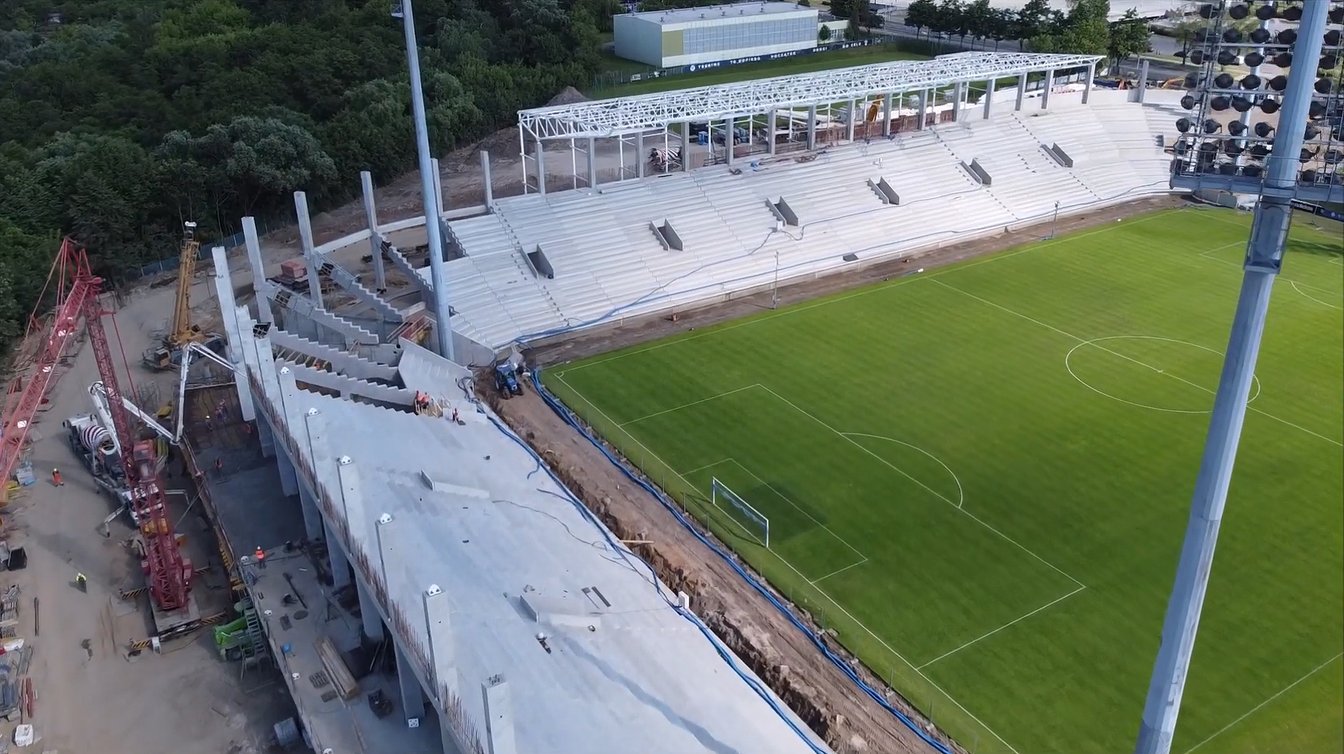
[917,585,1086,670]
[620,383,762,426]
[722,457,868,561]
[808,556,869,586]
[842,432,966,508]
[765,550,1026,754]
[930,279,1344,449]
[758,384,1086,590]
[1183,652,1344,754]
[1289,280,1343,311]
[680,457,738,478]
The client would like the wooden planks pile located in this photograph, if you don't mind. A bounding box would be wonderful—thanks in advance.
[315,637,358,700]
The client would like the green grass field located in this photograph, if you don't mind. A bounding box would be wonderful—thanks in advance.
[597,45,928,96]
[544,208,1344,754]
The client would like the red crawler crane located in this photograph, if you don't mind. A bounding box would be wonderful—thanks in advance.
[0,239,191,610]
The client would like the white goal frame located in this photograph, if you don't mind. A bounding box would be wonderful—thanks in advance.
[712,477,770,548]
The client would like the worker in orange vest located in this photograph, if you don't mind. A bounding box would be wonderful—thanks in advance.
[254,545,267,569]
[52,468,63,486]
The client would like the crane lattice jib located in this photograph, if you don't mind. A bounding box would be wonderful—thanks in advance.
[84,289,191,611]
[0,239,99,493]
[170,235,201,346]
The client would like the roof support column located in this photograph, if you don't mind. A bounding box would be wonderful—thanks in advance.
[806,104,817,150]
[882,93,893,136]
[681,122,691,172]
[534,138,547,195]
[294,191,324,311]
[767,110,777,155]
[396,643,427,727]
[242,217,273,325]
[1042,69,1055,110]
[637,131,646,177]
[847,99,857,142]
[356,576,384,643]
[325,518,350,591]
[587,136,598,189]
[983,77,996,119]
[423,584,457,702]
[360,171,387,292]
[430,157,446,215]
[480,151,494,207]
[1137,59,1150,103]
[1083,62,1096,104]
[953,81,964,122]
[482,675,517,754]
[917,90,928,130]
[1016,72,1028,111]
[725,116,734,166]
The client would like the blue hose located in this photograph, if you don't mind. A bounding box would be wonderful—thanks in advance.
[523,369,955,754]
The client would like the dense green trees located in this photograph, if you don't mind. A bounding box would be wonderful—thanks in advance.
[0,0,609,353]
[905,0,1150,59]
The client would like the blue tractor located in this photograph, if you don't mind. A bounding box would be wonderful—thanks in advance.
[494,362,524,399]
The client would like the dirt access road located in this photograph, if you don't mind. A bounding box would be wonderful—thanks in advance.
[2,278,293,754]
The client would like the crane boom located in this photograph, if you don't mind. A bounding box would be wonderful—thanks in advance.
[170,222,201,346]
[84,283,191,612]
[0,239,100,497]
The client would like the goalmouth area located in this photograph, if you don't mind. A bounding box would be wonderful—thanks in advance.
[540,207,1344,754]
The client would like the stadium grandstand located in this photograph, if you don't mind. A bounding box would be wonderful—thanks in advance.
[212,49,1205,754]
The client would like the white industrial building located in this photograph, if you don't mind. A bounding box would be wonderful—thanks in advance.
[614,1,819,68]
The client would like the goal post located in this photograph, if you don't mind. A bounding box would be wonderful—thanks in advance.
[711,477,770,548]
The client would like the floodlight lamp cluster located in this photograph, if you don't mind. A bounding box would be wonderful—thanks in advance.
[1170,1,1344,195]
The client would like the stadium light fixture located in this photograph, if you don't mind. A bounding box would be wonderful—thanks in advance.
[1170,0,1344,202]
[1137,4,1343,754]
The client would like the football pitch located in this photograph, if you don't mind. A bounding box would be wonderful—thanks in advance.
[543,207,1344,754]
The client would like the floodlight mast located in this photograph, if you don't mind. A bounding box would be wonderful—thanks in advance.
[1135,4,1331,753]
[393,0,455,361]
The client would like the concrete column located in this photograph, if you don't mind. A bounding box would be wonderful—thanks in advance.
[242,217,272,325]
[276,442,299,497]
[983,78,997,120]
[586,137,597,188]
[210,246,256,423]
[355,576,384,643]
[1042,69,1055,110]
[325,519,351,590]
[636,132,646,178]
[1137,59,1150,103]
[882,93,893,135]
[297,477,323,542]
[724,117,734,166]
[293,191,323,311]
[1016,72,1028,111]
[256,411,275,458]
[534,139,547,195]
[360,172,386,292]
[396,645,427,726]
[423,584,456,702]
[482,675,517,754]
[806,105,817,150]
[430,157,445,216]
[847,100,857,141]
[917,90,928,130]
[479,151,494,206]
[1082,62,1095,105]
[953,81,964,121]
[681,122,691,172]
[766,110,778,155]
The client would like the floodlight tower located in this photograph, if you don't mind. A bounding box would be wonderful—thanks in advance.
[392,0,456,361]
[1137,3,1343,753]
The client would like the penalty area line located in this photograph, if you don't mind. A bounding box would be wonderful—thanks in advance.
[917,585,1086,670]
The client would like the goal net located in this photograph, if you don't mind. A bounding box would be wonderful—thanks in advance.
[711,477,770,548]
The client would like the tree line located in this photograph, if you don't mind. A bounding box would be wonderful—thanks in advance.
[0,0,621,353]
[903,0,1149,64]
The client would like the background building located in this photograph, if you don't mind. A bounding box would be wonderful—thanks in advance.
[614,2,820,69]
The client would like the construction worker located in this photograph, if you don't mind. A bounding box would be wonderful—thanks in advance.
[75,572,87,592]
[52,468,63,486]
[214,457,224,476]
[254,545,267,569]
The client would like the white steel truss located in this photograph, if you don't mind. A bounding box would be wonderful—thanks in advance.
[519,52,1103,141]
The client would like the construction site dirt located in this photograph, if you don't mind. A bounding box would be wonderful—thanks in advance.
[0,278,295,753]
[493,195,1186,754]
